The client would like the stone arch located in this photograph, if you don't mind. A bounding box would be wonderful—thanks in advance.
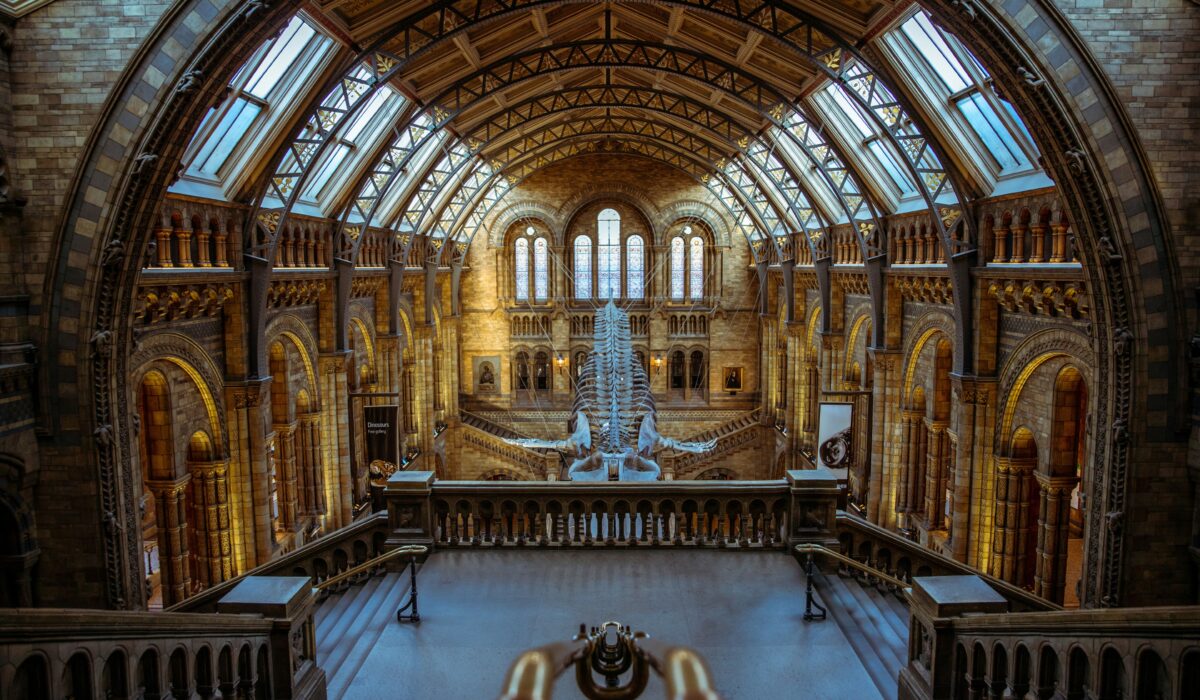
[130,333,229,455]
[655,200,732,247]
[486,201,562,247]
[264,314,320,405]
[996,329,1094,454]
[556,186,663,240]
[900,310,956,402]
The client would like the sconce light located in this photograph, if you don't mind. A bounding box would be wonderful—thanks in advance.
[652,353,664,375]
[555,353,567,375]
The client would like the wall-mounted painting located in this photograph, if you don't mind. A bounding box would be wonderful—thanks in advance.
[722,366,744,392]
[474,356,500,393]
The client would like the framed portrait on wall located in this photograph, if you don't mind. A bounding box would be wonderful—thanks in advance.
[474,356,500,393]
[722,366,743,392]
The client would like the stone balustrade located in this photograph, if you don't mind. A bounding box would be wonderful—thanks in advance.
[381,469,842,553]
[0,576,324,700]
[169,512,393,613]
[899,576,1199,700]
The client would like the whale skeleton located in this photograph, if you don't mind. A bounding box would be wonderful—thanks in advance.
[505,301,715,481]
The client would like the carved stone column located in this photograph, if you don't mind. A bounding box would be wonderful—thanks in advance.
[1034,473,1077,604]
[989,456,1037,585]
[867,348,902,525]
[950,376,997,568]
[189,459,234,587]
[923,423,950,531]
[147,475,193,606]
[273,423,299,531]
[318,352,353,529]
[224,379,272,570]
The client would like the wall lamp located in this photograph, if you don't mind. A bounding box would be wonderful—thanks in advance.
[555,353,567,375]
[652,353,664,375]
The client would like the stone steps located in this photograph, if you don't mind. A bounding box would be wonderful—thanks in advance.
[315,572,412,699]
[809,563,908,699]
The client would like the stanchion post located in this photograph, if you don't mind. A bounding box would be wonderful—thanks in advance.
[396,554,421,623]
[802,552,827,622]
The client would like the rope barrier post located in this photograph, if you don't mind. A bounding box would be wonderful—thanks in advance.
[396,554,421,623]
[802,550,827,622]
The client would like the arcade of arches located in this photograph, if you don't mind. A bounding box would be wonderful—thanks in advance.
[0,0,1197,633]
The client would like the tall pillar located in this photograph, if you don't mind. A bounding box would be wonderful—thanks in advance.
[224,379,273,570]
[923,423,950,531]
[189,460,234,586]
[989,456,1037,585]
[1034,473,1077,604]
[866,349,901,524]
[147,475,193,606]
[949,376,997,568]
[273,423,299,531]
[319,352,353,529]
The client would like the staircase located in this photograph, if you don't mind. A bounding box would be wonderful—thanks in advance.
[808,561,909,699]
[671,409,767,477]
[459,409,545,443]
[314,571,414,700]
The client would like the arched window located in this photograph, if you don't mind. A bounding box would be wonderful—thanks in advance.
[516,352,530,391]
[689,350,706,390]
[670,237,685,300]
[533,237,549,301]
[626,235,644,299]
[597,208,621,299]
[669,351,685,390]
[514,238,530,301]
[534,352,550,392]
[689,236,704,300]
[573,237,592,299]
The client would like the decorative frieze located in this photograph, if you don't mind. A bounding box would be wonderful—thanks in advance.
[134,283,235,324]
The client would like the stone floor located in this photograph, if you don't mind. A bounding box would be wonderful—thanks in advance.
[330,550,891,699]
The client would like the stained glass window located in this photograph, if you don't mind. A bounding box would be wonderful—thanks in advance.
[574,237,592,299]
[626,235,644,300]
[514,238,529,301]
[533,237,549,301]
[597,208,621,299]
[670,237,685,300]
[689,236,704,301]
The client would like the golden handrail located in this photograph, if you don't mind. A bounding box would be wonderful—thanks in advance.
[314,544,428,591]
[794,543,910,590]
[497,640,587,700]
[638,637,721,700]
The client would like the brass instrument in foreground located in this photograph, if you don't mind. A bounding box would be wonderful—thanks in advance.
[498,620,721,700]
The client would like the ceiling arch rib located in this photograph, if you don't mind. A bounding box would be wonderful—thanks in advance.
[401,127,788,267]
[352,0,969,245]
[441,135,768,263]
[365,117,756,268]
[320,37,848,266]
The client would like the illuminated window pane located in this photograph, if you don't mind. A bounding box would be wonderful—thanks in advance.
[899,13,970,93]
[597,208,620,299]
[191,98,262,175]
[245,17,316,99]
[514,238,529,301]
[867,140,916,195]
[956,92,1028,170]
[574,237,592,300]
[670,237,685,300]
[303,142,349,200]
[626,235,644,300]
[688,237,704,301]
[533,238,548,301]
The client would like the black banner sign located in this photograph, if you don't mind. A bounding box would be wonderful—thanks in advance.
[364,405,400,472]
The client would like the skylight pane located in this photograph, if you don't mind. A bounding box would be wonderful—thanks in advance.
[245,18,315,99]
[192,98,261,175]
[825,86,873,138]
[343,89,394,143]
[900,13,970,93]
[956,93,1028,171]
[303,143,349,199]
